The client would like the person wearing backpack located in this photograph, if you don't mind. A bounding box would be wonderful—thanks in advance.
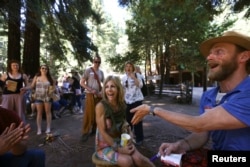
[121,61,144,146]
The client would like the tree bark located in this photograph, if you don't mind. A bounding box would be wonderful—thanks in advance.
[22,0,41,77]
[7,0,21,62]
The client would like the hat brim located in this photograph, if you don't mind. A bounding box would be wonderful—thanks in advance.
[199,36,250,57]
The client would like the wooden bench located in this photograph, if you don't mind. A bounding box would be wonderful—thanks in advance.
[155,84,193,103]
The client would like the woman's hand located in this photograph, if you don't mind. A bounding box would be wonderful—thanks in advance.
[90,89,97,94]
[0,122,30,155]
[20,87,29,94]
[19,122,31,140]
[118,143,135,155]
[128,73,136,80]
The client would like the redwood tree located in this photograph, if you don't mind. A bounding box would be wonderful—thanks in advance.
[22,0,41,77]
[7,0,21,62]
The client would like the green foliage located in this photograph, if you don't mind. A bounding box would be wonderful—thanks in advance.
[124,0,235,75]
[41,0,100,65]
[0,0,248,76]
[107,51,141,72]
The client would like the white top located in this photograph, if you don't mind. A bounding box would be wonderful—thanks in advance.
[121,73,144,104]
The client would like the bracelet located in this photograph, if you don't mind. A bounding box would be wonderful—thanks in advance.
[183,138,192,151]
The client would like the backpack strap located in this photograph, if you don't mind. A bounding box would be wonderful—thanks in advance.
[91,67,102,91]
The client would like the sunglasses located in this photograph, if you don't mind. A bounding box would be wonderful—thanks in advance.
[125,80,128,88]
[94,61,101,64]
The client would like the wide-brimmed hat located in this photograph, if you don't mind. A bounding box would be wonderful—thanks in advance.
[199,31,250,57]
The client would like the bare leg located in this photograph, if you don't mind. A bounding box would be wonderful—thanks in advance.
[36,103,44,135]
[117,154,134,167]
[44,102,52,133]
[132,149,155,167]
[31,103,36,116]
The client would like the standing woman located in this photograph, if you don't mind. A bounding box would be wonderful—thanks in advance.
[121,61,144,146]
[0,60,28,121]
[95,76,155,167]
[24,65,55,135]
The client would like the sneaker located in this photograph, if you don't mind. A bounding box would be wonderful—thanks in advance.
[45,129,51,134]
[29,113,35,117]
[81,133,89,142]
[55,113,61,118]
[37,130,42,135]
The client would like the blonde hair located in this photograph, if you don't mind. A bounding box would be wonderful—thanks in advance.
[102,75,126,110]
[124,61,135,72]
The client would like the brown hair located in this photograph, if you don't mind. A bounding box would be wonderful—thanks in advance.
[35,64,54,85]
[7,60,23,74]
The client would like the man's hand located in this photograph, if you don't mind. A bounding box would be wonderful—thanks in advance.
[159,141,186,157]
[130,104,150,125]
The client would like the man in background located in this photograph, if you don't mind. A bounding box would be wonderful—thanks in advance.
[80,55,104,142]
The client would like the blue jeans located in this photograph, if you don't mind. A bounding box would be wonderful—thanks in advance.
[0,149,45,167]
[70,94,82,109]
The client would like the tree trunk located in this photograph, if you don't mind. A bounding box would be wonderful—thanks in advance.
[22,0,41,77]
[7,0,21,62]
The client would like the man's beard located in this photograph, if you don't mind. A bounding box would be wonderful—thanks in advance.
[207,57,238,82]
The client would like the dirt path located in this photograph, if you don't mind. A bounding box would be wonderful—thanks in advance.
[26,89,203,167]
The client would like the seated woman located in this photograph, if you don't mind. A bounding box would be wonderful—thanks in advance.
[95,75,155,167]
[52,81,68,118]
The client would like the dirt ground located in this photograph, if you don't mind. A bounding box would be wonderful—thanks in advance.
[26,89,203,167]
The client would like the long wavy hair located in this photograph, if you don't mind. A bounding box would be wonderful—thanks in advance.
[102,75,126,110]
[7,60,23,74]
[35,64,54,85]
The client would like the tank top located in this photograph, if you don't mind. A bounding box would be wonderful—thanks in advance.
[3,73,24,94]
[34,80,51,102]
